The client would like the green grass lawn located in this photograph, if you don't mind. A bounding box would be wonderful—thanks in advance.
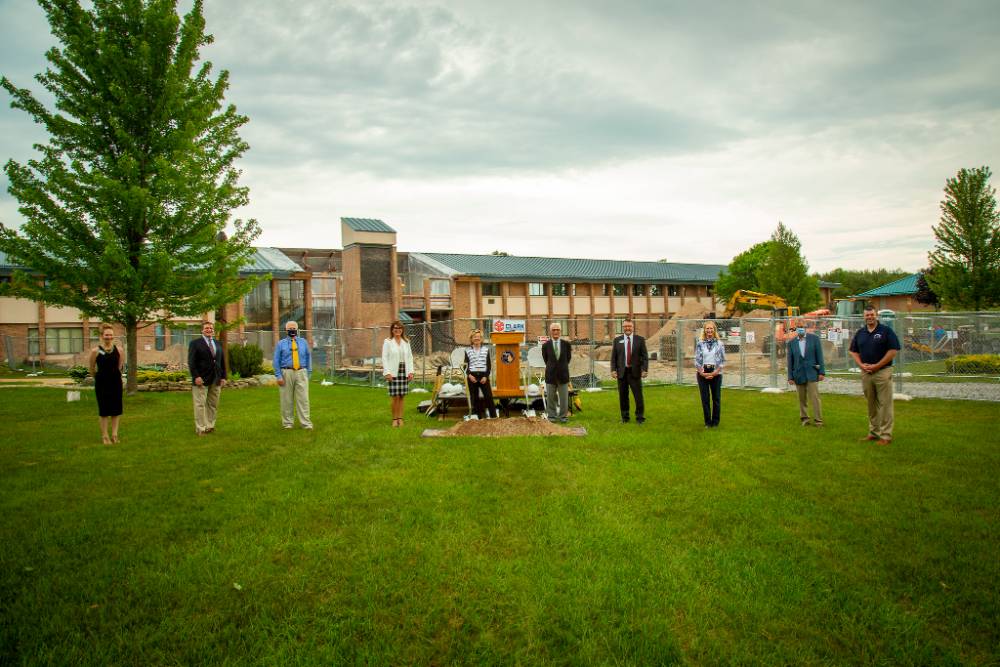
[1,385,997,666]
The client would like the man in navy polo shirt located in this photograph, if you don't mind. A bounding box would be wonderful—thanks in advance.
[849,306,901,445]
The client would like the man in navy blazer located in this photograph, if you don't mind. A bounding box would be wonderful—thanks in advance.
[541,322,572,422]
[787,323,825,426]
[610,318,649,424]
[188,320,227,435]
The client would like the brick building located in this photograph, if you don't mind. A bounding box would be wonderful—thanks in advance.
[852,274,937,313]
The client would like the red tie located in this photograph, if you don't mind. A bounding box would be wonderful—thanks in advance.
[625,336,631,367]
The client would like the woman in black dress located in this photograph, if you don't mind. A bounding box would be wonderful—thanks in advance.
[88,323,123,444]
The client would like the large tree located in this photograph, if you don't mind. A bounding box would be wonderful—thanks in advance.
[714,240,772,309]
[927,166,1000,310]
[0,0,262,392]
[757,221,821,312]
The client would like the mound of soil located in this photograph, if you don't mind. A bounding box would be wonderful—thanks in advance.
[422,417,586,438]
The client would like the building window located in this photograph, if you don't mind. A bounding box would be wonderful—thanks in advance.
[43,327,84,354]
[278,279,305,328]
[601,284,609,296]
[668,285,680,297]
[155,324,166,351]
[650,285,663,296]
[429,279,451,295]
[706,285,714,297]
[632,284,645,296]
[551,283,569,297]
[528,282,545,296]
[243,281,273,331]
[28,327,38,356]
[481,282,501,297]
[312,275,337,332]
[612,284,626,296]
[0,275,10,284]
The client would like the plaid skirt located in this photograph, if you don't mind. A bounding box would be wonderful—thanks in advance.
[387,363,409,396]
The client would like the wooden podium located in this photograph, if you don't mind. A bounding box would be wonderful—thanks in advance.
[491,331,524,398]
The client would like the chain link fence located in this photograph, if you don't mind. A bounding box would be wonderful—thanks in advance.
[4,313,999,399]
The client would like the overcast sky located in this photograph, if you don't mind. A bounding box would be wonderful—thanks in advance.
[2,0,998,273]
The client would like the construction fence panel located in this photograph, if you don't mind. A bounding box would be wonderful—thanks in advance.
[4,313,999,400]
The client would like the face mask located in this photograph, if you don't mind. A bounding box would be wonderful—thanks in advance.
[287,330,297,337]
[796,327,806,337]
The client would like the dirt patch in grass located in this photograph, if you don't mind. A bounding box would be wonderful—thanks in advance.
[422,417,586,438]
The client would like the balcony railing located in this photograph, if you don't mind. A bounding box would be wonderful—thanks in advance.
[401,294,452,311]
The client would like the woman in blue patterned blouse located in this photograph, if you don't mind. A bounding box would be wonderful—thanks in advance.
[695,320,725,428]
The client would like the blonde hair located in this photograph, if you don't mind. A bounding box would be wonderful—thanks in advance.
[469,328,483,343]
[701,321,718,341]
[99,323,114,333]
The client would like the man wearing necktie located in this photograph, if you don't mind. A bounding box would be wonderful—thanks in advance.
[274,320,313,430]
[610,318,649,424]
[541,322,572,423]
[188,320,227,436]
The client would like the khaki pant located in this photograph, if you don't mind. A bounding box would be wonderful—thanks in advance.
[861,366,894,440]
[192,382,221,434]
[796,381,823,424]
[279,368,312,428]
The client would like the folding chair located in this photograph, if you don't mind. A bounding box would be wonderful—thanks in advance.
[524,345,546,418]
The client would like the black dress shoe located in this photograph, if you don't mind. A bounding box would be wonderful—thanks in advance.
[636,418,645,425]
[621,418,630,423]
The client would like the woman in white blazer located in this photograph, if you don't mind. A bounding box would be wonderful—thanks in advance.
[382,321,415,427]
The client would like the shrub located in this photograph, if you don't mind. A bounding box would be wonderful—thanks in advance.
[229,343,264,378]
[67,365,90,381]
[135,370,188,384]
[946,354,1000,374]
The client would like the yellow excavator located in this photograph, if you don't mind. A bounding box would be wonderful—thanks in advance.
[720,290,800,319]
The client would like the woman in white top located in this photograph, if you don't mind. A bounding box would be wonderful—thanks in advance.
[694,320,726,428]
[465,329,497,419]
[382,321,415,427]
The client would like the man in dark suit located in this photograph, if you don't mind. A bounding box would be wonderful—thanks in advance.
[188,320,227,436]
[610,318,648,424]
[787,322,825,426]
[541,322,572,423]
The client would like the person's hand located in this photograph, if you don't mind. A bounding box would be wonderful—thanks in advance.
[818,374,825,381]
[277,378,285,386]
[641,371,647,379]
[479,376,487,385]
[407,373,413,381]
[219,379,226,388]
[468,374,475,383]
[611,371,618,380]
[385,374,394,382]
[788,379,795,385]
[194,377,204,386]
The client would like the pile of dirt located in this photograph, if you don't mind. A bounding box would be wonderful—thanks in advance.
[647,301,713,348]
[423,416,586,438]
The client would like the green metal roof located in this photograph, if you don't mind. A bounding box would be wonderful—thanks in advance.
[342,217,396,233]
[853,273,920,298]
[242,247,304,276]
[411,252,727,283]
[2,248,301,276]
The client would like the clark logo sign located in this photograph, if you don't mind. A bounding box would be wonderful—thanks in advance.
[492,319,526,333]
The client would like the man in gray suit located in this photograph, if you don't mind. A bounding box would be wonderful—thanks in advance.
[541,322,572,423]
[787,322,826,426]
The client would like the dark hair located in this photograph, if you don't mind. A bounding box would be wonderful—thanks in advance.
[864,305,877,313]
[389,320,408,342]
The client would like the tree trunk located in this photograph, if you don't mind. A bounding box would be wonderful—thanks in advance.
[125,318,139,395]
